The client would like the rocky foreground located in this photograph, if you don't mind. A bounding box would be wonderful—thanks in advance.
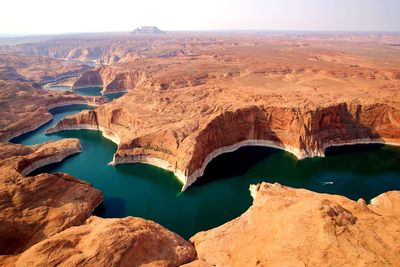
[1,216,196,267]
[187,183,400,266]
[0,140,101,254]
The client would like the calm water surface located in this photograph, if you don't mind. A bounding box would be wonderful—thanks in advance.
[45,86,124,101]
[12,106,400,239]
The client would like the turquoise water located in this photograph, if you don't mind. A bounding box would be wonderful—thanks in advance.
[12,106,400,239]
[44,86,125,102]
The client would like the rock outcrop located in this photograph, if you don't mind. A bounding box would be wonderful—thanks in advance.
[0,53,91,84]
[0,140,103,254]
[187,182,400,266]
[2,216,196,266]
[72,66,143,94]
[0,80,105,142]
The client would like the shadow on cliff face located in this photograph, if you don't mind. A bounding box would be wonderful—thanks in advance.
[306,102,387,154]
[190,102,399,186]
[325,143,384,156]
[93,197,127,218]
[193,146,285,186]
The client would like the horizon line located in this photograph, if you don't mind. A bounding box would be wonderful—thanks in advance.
[1,28,400,38]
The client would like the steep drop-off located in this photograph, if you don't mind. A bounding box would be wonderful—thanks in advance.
[48,95,400,190]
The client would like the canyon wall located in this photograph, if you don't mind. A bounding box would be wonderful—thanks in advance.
[72,66,144,94]
[48,101,400,190]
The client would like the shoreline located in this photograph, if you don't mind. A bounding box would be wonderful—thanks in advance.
[72,85,103,90]
[111,138,400,191]
[101,89,128,96]
[46,124,121,145]
[39,73,81,86]
[181,139,304,191]
[2,116,53,143]
[40,123,400,191]
[5,101,97,143]
[46,81,128,97]
[20,143,82,176]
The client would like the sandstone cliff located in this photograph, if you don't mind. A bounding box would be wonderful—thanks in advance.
[72,65,144,94]
[186,182,400,266]
[48,94,400,191]
[0,140,103,254]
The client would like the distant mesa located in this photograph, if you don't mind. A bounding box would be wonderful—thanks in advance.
[132,26,165,34]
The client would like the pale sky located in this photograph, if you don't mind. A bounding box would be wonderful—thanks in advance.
[1,0,399,34]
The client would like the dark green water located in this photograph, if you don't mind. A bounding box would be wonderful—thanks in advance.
[12,106,400,239]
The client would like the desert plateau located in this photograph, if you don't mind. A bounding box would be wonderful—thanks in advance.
[0,0,400,266]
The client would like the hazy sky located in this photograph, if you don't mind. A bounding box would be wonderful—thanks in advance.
[1,0,399,34]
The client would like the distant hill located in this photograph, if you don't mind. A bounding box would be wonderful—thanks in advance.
[132,26,165,34]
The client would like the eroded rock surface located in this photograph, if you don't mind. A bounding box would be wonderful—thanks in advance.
[2,216,196,267]
[48,37,400,189]
[0,140,103,254]
[0,53,91,84]
[0,80,105,142]
[187,183,400,266]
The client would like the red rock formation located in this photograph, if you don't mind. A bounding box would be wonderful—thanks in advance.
[48,98,400,190]
[186,183,400,266]
[0,140,103,254]
[45,34,400,191]
[0,80,105,142]
[0,53,91,83]
[72,66,143,94]
[2,216,196,266]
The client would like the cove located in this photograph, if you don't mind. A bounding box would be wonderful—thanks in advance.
[12,107,400,239]
[44,85,125,102]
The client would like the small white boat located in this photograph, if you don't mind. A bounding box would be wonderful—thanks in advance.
[321,181,334,185]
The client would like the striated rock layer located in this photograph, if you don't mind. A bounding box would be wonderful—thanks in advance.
[0,140,103,254]
[187,182,400,266]
[48,37,400,190]
[71,65,143,95]
[0,80,105,142]
[1,216,196,267]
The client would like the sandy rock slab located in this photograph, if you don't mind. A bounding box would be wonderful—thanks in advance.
[1,216,196,267]
[187,183,400,267]
[0,140,103,255]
